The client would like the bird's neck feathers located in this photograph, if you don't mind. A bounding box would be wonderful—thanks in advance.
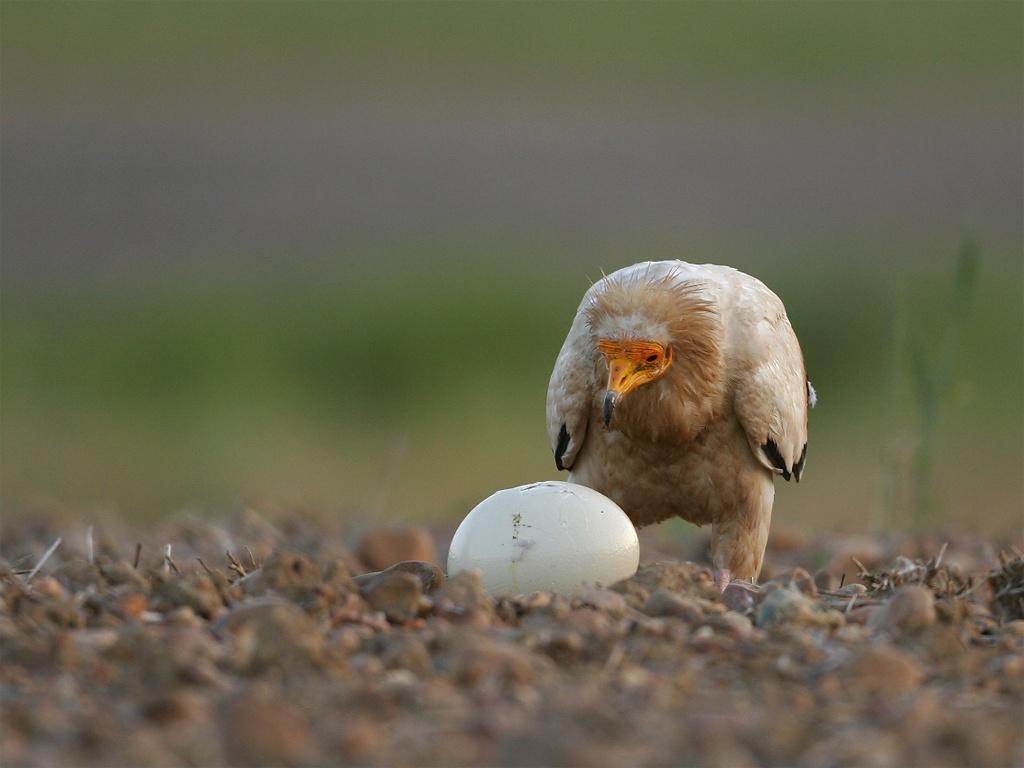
[585,271,727,442]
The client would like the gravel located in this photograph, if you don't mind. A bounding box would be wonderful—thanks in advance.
[1,509,1021,767]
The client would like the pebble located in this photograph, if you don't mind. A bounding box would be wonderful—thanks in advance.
[577,588,628,619]
[756,588,816,629]
[243,550,321,602]
[765,568,818,597]
[707,612,754,638]
[4,513,1020,768]
[97,560,149,590]
[356,527,437,571]
[444,636,551,688]
[51,559,103,592]
[643,590,705,623]
[613,561,716,609]
[213,599,323,670]
[360,571,423,624]
[380,635,432,676]
[220,691,318,767]
[844,646,926,696]
[31,577,67,600]
[69,628,120,655]
[870,585,937,634]
[355,560,445,593]
[814,569,838,592]
[837,583,868,595]
[150,572,225,620]
[1001,620,1024,637]
[434,571,494,622]
[759,588,845,630]
[720,583,757,614]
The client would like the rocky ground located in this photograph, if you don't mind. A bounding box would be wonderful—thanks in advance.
[1,509,1022,768]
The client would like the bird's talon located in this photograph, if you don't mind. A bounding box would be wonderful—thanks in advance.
[714,568,731,593]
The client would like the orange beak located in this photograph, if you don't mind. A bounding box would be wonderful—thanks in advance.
[603,357,645,426]
[597,340,671,426]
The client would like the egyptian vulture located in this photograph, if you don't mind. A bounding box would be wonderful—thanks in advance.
[546,261,814,591]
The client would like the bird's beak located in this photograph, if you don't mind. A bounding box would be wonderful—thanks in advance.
[603,357,640,426]
[603,391,618,426]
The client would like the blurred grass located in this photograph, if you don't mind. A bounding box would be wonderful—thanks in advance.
[3,1,1021,101]
[2,247,1021,529]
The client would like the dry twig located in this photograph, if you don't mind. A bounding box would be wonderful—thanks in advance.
[26,538,62,584]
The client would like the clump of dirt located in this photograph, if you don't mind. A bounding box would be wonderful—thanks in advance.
[1,511,1021,767]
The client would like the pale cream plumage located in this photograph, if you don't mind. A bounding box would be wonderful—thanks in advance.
[546,261,812,585]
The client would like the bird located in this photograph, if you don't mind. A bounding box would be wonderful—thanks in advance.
[546,261,814,591]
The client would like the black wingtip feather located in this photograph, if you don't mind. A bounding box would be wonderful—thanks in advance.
[762,438,792,481]
[793,443,808,482]
[554,424,570,471]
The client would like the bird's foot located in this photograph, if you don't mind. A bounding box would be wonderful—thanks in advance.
[713,568,732,593]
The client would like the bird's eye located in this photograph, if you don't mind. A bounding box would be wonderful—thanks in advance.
[646,354,658,363]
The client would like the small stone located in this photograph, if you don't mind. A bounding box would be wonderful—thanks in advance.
[870,585,936,635]
[213,599,322,670]
[323,559,359,594]
[380,635,432,675]
[165,605,201,627]
[244,550,322,604]
[31,577,67,600]
[1001,620,1024,637]
[357,528,437,571]
[434,571,493,622]
[52,559,102,592]
[837,583,868,596]
[69,628,120,655]
[150,572,225,620]
[98,560,149,590]
[578,588,628,618]
[790,568,818,597]
[335,717,382,760]
[707,612,754,637]
[141,690,202,724]
[327,627,362,656]
[643,590,705,623]
[765,568,818,597]
[519,592,553,612]
[835,624,872,643]
[360,571,422,624]
[540,630,586,661]
[846,606,879,626]
[756,588,843,630]
[220,690,318,767]
[756,588,815,628]
[115,592,149,619]
[355,560,445,593]
[844,646,926,696]
[814,570,838,592]
[720,583,757,614]
[613,561,716,608]
[443,636,551,687]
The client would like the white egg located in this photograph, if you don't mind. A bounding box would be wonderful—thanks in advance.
[447,481,640,596]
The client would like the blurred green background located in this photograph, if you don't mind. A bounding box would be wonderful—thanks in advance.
[2,2,1021,532]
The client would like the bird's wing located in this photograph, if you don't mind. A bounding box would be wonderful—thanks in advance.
[546,299,596,471]
[729,280,811,481]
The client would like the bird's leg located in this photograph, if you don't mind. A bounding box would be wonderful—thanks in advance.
[710,483,772,593]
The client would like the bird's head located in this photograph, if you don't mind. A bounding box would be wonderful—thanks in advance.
[585,267,725,435]
[597,338,673,426]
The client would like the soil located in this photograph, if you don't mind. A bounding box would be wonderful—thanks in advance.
[1,509,1021,767]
